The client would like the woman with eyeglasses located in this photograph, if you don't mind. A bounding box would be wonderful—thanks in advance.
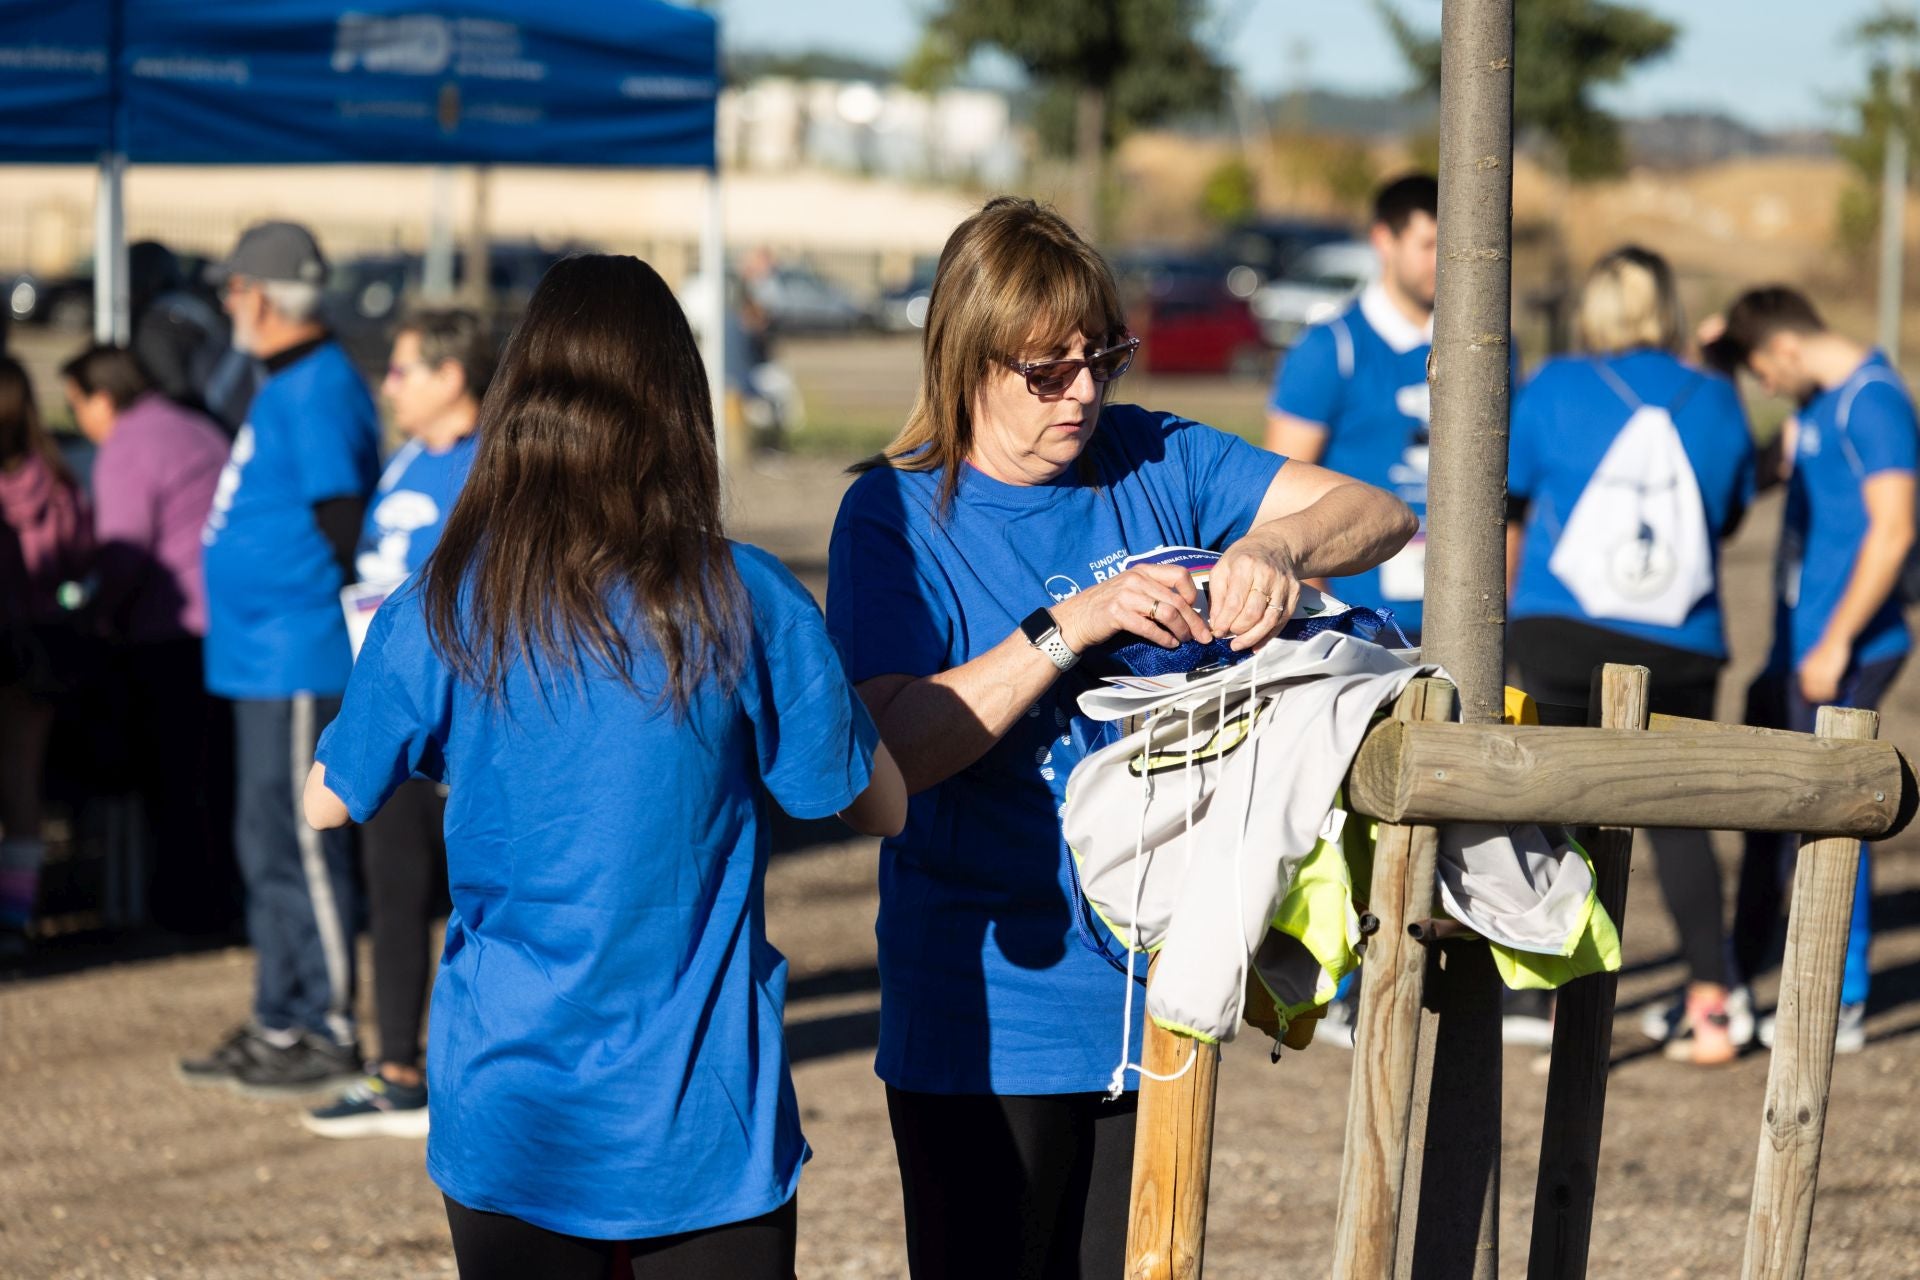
[826,197,1414,1278]
[302,255,905,1279]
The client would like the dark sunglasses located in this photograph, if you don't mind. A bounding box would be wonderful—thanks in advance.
[1004,335,1140,397]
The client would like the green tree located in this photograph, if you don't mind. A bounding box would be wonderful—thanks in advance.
[1375,0,1676,180]
[1833,13,1920,266]
[907,0,1228,237]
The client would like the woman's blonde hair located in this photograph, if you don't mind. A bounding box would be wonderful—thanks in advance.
[1574,245,1686,356]
[858,196,1127,509]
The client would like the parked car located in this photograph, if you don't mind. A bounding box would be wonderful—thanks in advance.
[1213,216,1353,296]
[1249,240,1377,350]
[1129,276,1269,378]
[877,261,937,332]
[7,260,94,330]
[753,266,869,335]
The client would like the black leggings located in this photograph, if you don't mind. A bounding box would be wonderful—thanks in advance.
[887,1085,1138,1280]
[362,779,448,1070]
[1511,617,1729,987]
[443,1194,796,1280]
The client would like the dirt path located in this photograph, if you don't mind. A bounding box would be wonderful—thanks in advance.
[5,446,1920,1279]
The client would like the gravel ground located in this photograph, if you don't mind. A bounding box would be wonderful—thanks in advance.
[4,441,1919,1279]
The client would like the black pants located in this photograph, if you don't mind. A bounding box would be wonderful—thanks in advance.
[443,1193,796,1280]
[1511,616,1730,986]
[124,638,239,935]
[887,1086,1138,1280]
[362,778,448,1070]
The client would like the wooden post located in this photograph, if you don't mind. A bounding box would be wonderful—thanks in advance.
[1125,974,1222,1280]
[1526,664,1652,1279]
[1422,0,1515,724]
[1332,678,1452,1278]
[1742,706,1881,1279]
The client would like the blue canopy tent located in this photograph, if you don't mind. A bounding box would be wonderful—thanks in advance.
[0,0,726,454]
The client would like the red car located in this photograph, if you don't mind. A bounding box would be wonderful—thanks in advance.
[1129,278,1270,377]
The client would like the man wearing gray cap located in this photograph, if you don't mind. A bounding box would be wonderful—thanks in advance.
[180,221,380,1095]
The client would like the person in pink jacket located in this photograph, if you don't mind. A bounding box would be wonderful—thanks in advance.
[65,344,236,934]
[0,355,93,955]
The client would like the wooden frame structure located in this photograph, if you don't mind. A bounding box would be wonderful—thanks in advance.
[1121,675,1909,1279]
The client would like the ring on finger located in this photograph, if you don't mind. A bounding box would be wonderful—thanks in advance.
[1145,600,1161,621]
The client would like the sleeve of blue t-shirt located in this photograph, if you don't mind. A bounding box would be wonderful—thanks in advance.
[1154,412,1287,549]
[292,377,380,505]
[826,472,955,685]
[1843,380,1920,477]
[1269,321,1345,428]
[1697,374,1757,527]
[313,588,451,822]
[735,545,879,821]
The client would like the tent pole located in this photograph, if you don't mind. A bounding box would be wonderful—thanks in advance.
[94,152,129,345]
[423,165,457,300]
[702,167,728,479]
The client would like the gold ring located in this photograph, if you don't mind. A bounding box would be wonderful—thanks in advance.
[1145,600,1160,621]
[1265,602,1282,614]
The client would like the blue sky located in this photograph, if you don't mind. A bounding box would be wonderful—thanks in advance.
[712,0,1902,131]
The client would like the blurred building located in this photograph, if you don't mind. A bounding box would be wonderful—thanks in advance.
[721,77,1024,188]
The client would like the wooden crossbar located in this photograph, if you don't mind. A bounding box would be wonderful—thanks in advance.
[1347,721,1909,839]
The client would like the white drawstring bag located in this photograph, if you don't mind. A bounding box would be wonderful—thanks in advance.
[1547,364,1712,628]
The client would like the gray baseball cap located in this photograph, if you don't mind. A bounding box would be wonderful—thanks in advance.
[209,221,328,286]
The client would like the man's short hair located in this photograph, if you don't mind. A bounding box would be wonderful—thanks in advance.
[1709,285,1827,371]
[60,343,152,410]
[1373,173,1439,236]
[397,307,497,400]
[259,279,324,325]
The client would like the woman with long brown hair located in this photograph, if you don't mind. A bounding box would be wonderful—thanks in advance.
[0,355,92,957]
[302,254,904,1278]
[826,196,1414,1277]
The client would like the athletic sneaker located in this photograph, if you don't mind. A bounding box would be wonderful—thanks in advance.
[230,1031,362,1096]
[1317,996,1357,1050]
[303,1073,430,1139]
[1501,989,1555,1047]
[1757,1002,1866,1055]
[1641,984,1754,1048]
[177,1024,282,1087]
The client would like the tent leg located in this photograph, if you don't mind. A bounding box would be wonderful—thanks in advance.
[94,152,128,345]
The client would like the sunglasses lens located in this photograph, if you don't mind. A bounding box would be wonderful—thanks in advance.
[1027,363,1077,396]
[1088,348,1133,382]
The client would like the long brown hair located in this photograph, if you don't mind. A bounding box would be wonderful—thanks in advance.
[421,254,745,708]
[859,196,1127,509]
[0,356,77,486]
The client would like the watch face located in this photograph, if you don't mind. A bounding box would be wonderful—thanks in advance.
[1021,607,1057,644]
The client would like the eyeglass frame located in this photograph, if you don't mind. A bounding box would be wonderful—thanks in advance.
[1001,334,1141,397]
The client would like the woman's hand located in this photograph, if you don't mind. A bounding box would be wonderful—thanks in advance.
[1052,564,1212,653]
[1210,532,1304,652]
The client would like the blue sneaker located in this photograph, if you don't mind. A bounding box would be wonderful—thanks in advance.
[302,1072,429,1139]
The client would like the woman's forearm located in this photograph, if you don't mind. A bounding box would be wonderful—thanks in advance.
[864,630,1068,795]
[1249,481,1416,581]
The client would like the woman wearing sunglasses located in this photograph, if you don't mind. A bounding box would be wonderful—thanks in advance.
[826,196,1414,1278]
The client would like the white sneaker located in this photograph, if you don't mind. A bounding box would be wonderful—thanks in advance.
[1642,984,1754,1047]
[1501,1012,1555,1048]
[1756,1001,1865,1054]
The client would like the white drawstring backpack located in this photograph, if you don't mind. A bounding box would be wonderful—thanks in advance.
[1546,362,1712,628]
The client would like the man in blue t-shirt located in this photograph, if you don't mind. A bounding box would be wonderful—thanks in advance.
[1266,174,1437,637]
[1707,285,1919,1052]
[182,222,381,1093]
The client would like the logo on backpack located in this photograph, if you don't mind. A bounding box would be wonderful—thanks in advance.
[1546,368,1712,628]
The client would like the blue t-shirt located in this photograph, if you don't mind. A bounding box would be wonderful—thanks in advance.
[314,544,877,1239]
[201,341,380,698]
[1776,351,1919,670]
[826,403,1285,1095]
[1270,286,1432,632]
[354,434,478,585]
[1508,350,1755,658]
